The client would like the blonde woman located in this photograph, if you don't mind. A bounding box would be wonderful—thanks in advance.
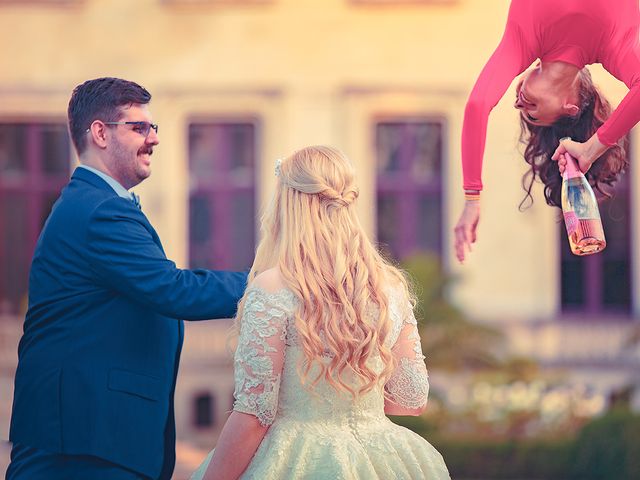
[191,146,450,480]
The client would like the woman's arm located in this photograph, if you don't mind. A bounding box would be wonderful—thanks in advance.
[384,400,425,417]
[384,300,430,417]
[461,19,532,192]
[596,18,640,147]
[202,412,269,480]
[552,40,640,174]
[456,18,532,263]
[200,269,290,480]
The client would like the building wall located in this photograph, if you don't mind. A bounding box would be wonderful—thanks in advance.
[0,0,636,318]
[0,0,638,319]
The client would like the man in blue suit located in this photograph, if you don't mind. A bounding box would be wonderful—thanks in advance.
[7,77,248,479]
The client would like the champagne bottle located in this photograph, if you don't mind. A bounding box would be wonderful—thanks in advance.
[560,151,606,256]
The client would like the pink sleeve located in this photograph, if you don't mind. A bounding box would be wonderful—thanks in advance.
[597,42,640,146]
[462,21,533,191]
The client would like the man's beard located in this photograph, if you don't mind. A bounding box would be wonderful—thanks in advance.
[111,137,151,189]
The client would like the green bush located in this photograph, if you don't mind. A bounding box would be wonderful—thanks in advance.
[569,409,640,480]
[431,438,573,480]
[389,413,439,437]
[391,411,640,479]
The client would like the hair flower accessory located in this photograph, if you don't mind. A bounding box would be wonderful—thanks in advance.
[275,158,282,177]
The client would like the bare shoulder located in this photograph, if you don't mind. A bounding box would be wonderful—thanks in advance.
[250,267,288,294]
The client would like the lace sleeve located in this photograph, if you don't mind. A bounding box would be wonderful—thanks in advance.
[384,300,430,410]
[232,287,291,426]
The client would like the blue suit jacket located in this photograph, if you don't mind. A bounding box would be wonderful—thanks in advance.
[9,167,248,479]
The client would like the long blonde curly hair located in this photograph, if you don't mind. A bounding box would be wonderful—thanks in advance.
[237,145,413,397]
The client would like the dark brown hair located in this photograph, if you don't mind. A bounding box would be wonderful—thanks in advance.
[518,68,628,209]
[67,77,151,155]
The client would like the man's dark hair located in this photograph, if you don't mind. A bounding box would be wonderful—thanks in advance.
[67,77,152,155]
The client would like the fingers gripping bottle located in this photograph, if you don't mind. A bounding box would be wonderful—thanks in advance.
[561,152,606,255]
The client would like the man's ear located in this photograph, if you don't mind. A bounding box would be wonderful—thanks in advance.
[88,121,108,149]
[563,103,580,117]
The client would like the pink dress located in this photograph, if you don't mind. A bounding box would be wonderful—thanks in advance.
[462,0,640,191]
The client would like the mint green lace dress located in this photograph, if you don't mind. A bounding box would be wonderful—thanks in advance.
[190,286,450,480]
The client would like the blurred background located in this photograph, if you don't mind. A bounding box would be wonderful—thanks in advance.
[1,0,639,478]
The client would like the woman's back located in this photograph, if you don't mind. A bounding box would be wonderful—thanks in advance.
[222,269,449,479]
[508,0,637,66]
[241,281,423,422]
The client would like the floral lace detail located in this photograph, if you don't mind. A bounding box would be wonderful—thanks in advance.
[407,318,425,360]
[385,357,430,409]
[232,286,297,426]
[386,287,416,347]
[382,283,430,409]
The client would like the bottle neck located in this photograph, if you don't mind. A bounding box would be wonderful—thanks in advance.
[563,153,582,179]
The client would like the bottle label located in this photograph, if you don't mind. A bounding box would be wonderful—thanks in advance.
[564,211,579,237]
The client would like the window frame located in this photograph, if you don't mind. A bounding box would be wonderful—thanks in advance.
[374,115,446,261]
[0,119,72,314]
[187,119,258,272]
[559,153,632,318]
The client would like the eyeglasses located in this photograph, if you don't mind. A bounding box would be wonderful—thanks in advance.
[104,121,158,137]
[85,121,159,137]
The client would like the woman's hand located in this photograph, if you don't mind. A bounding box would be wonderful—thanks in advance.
[551,135,608,174]
[454,200,480,264]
